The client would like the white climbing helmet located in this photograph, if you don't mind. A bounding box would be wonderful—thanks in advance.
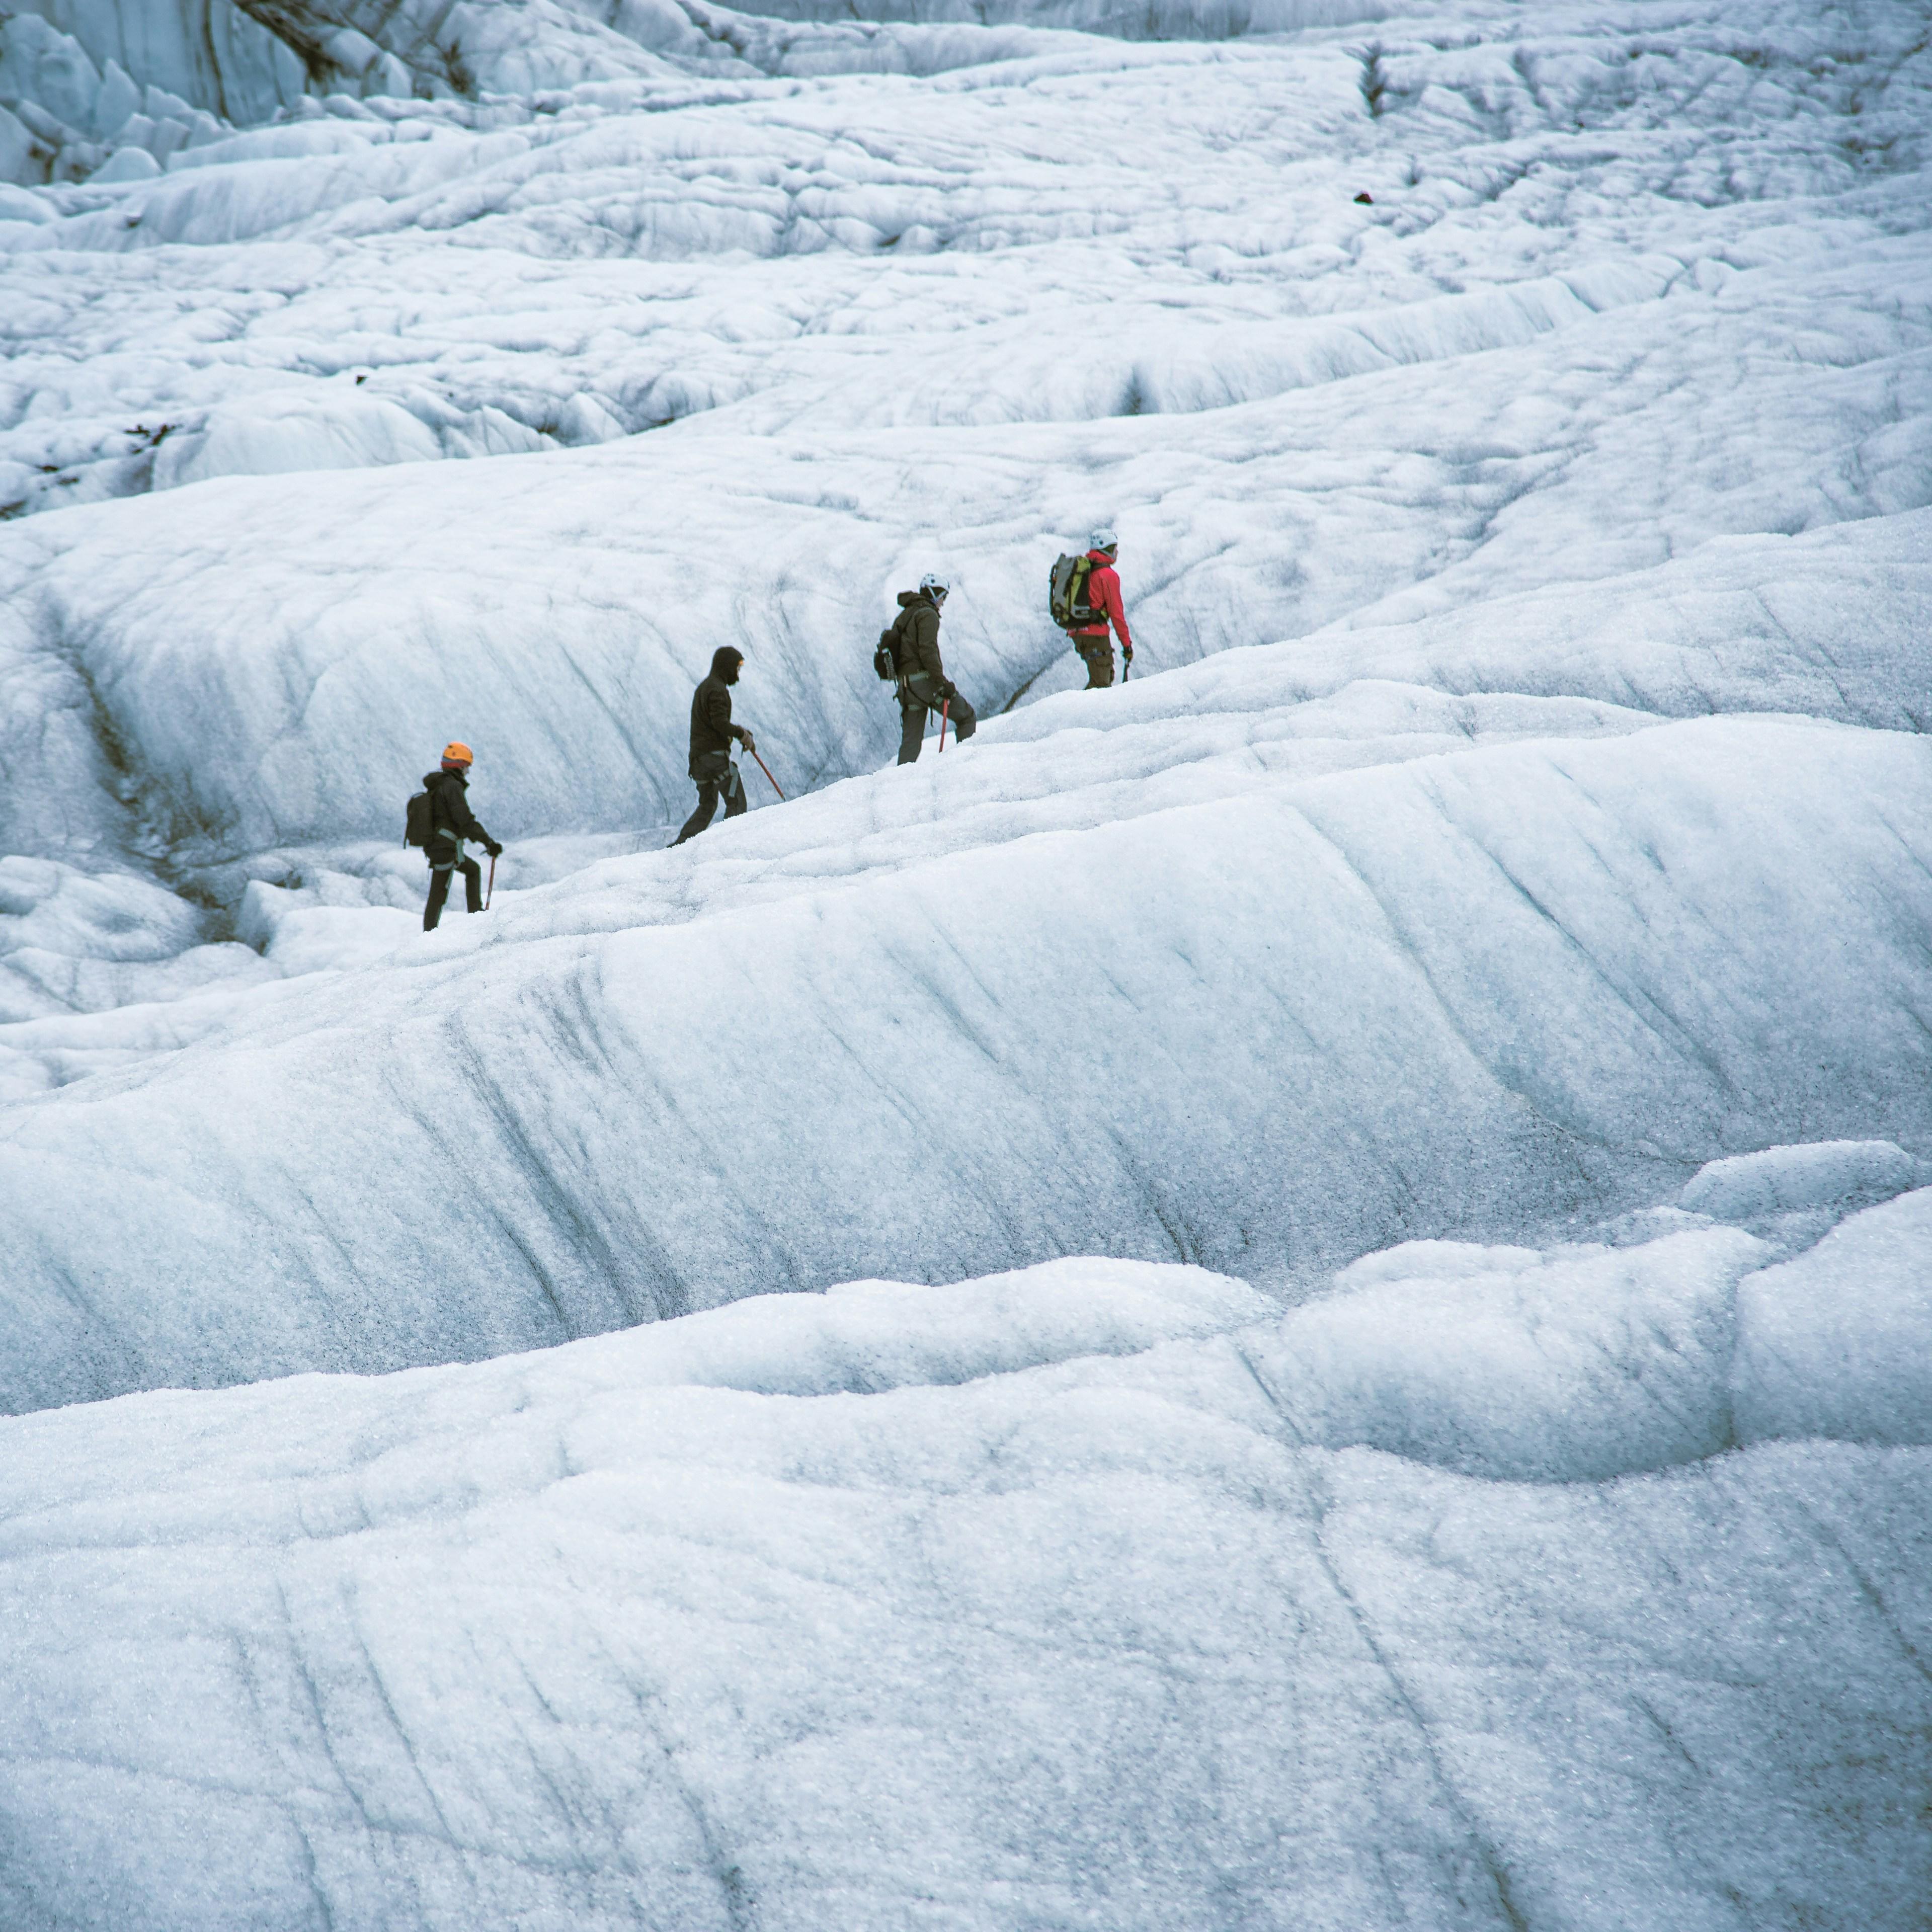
[919,572,949,602]
[1089,527,1118,553]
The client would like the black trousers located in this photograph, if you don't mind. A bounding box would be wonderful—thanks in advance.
[673,760,747,844]
[424,855,482,930]
[897,674,977,764]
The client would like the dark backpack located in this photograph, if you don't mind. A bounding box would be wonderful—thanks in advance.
[405,789,435,849]
[873,600,916,683]
[1049,553,1099,631]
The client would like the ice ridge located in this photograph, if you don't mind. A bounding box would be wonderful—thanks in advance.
[1,1237,1928,1929]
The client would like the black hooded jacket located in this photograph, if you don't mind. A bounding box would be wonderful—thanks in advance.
[689,648,746,772]
[423,768,493,848]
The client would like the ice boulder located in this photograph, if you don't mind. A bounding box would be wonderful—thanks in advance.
[0,12,100,131]
[583,1255,1271,1395]
[1733,1187,1932,1449]
[8,0,318,125]
[89,142,160,181]
[0,856,218,1021]
[0,180,55,221]
[1240,1227,1769,1481]
[150,389,449,486]
[1681,1139,1930,1245]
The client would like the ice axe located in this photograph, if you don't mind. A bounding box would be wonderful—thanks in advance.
[486,851,496,910]
[938,698,950,752]
[748,746,785,799]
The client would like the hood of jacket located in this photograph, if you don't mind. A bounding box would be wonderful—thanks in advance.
[897,590,924,610]
[708,646,744,682]
[423,768,468,791]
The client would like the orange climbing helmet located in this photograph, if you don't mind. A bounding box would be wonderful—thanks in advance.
[441,741,474,771]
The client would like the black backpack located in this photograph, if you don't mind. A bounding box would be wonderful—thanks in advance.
[1049,553,1099,631]
[404,789,434,849]
[873,602,915,683]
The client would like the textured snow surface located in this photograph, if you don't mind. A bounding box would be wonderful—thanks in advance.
[5,0,1929,516]
[3,0,1931,1920]
[7,690,1932,1411]
[3,1242,1929,1931]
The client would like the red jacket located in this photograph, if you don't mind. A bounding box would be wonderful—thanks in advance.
[1072,551,1132,649]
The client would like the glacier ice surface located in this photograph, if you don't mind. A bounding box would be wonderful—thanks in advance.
[1,1239,1928,1929]
[2,0,1930,1920]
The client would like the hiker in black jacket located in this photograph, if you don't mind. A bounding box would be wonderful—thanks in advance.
[421,741,502,931]
[673,647,756,845]
[890,574,976,765]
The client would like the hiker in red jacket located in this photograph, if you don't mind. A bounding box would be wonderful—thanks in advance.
[1070,528,1134,689]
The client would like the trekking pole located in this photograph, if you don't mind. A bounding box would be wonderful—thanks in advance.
[749,748,785,799]
[938,699,950,752]
[486,851,496,910]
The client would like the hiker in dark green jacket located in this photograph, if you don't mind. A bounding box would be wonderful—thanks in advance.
[889,574,976,765]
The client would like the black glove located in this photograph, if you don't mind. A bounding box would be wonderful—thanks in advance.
[941,681,959,702]
[486,840,503,858]
[1122,643,1134,662]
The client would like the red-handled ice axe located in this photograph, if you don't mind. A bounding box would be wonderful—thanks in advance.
[938,698,950,752]
[486,851,496,909]
[749,747,785,798]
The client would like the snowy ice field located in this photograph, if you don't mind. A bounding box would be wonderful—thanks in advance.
[3,0,1932,1923]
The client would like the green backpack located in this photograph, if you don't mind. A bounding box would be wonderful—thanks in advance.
[1048,553,1099,631]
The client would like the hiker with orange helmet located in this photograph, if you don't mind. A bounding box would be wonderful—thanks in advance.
[421,741,502,931]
